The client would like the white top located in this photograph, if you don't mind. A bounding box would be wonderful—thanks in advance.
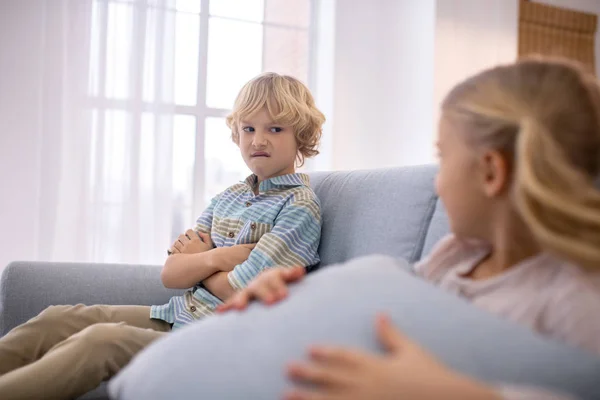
[415,235,600,355]
[415,235,600,400]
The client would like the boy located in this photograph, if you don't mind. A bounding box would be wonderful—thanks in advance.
[153,72,325,328]
[0,73,325,400]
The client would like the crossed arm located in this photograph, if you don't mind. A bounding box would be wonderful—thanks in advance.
[160,229,254,294]
[162,194,321,302]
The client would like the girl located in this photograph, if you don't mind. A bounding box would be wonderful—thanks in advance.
[218,57,600,399]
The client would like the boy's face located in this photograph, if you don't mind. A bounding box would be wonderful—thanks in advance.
[237,107,298,183]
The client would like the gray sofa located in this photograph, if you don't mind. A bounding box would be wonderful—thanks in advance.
[0,165,443,399]
[2,165,595,399]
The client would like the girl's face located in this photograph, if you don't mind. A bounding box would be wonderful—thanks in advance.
[435,115,495,240]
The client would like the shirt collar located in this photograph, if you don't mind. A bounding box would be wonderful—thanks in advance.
[244,173,310,193]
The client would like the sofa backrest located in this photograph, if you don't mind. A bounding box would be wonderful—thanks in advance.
[310,165,443,267]
[422,198,450,257]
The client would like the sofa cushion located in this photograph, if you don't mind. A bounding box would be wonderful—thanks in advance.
[77,384,108,400]
[109,255,600,400]
[309,165,438,267]
[421,198,450,258]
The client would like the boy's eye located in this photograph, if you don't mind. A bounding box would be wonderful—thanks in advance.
[242,126,255,132]
[270,127,283,133]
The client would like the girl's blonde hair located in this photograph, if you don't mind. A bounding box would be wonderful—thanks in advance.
[226,73,325,167]
[442,57,600,272]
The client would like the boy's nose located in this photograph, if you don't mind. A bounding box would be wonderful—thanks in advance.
[252,132,268,147]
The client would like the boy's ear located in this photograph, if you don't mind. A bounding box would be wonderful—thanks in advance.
[480,149,510,197]
[231,131,240,146]
[294,150,305,169]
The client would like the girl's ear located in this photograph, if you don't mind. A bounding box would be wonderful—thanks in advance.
[480,149,511,198]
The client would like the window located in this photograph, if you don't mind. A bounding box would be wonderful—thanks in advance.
[85,0,313,262]
[519,0,597,74]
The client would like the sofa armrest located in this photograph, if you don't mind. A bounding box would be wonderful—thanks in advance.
[0,261,182,336]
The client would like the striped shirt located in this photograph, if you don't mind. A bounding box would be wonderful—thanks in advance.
[151,173,322,329]
[415,234,600,355]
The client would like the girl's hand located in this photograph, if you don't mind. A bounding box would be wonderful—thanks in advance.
[284,314,499,400]
[168,230,213,255]
[216,266,306,312]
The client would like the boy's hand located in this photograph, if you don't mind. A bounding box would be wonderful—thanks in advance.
[216,266,305,312]
[169,229,213,255]
[283,314,498,400]
[209,244,257,272]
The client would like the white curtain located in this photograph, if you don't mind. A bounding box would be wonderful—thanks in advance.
[0,0,314,269]
[2,0,182,266]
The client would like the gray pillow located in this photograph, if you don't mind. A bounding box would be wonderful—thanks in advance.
[109,255,600,400]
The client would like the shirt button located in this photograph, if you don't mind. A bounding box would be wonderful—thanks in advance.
[228,232,235,238]
[190,306,197,312]
[251,223,257,230]
[245,202,252,207]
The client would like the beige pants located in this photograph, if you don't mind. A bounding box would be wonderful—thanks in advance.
[0,304,170,400]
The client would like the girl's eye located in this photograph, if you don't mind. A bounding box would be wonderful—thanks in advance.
[242,126,255,133]
[270,127,283,133]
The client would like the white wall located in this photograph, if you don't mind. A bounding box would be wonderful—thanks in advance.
[329,0,436,170]
[434,0,600,120]
[326,0,517,171]
[325,0,600,172]
[434,0,518,122]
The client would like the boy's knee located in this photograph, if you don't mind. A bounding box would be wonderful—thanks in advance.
[37,304,86,321]
[75,323,127,347]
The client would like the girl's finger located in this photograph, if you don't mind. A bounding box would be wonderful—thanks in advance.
[216,296,236,312]
[282,266,306,283]
[232,291,252,310]
[267,275,289,300]
[215,304,228,312]
[252,279,280,304]
[217,291,250,312]
[375,314,408,354]
[308,346,374,369]
[286,362,346,387]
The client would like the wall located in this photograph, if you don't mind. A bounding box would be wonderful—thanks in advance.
[434,0,519,123]
[434,0,600,121]
[325,0,518,171]
[3,0,600,268]
[325,0,600,172]
[329,0,436,170]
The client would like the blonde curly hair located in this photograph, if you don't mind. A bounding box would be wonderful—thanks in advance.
[226,73,325,167]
